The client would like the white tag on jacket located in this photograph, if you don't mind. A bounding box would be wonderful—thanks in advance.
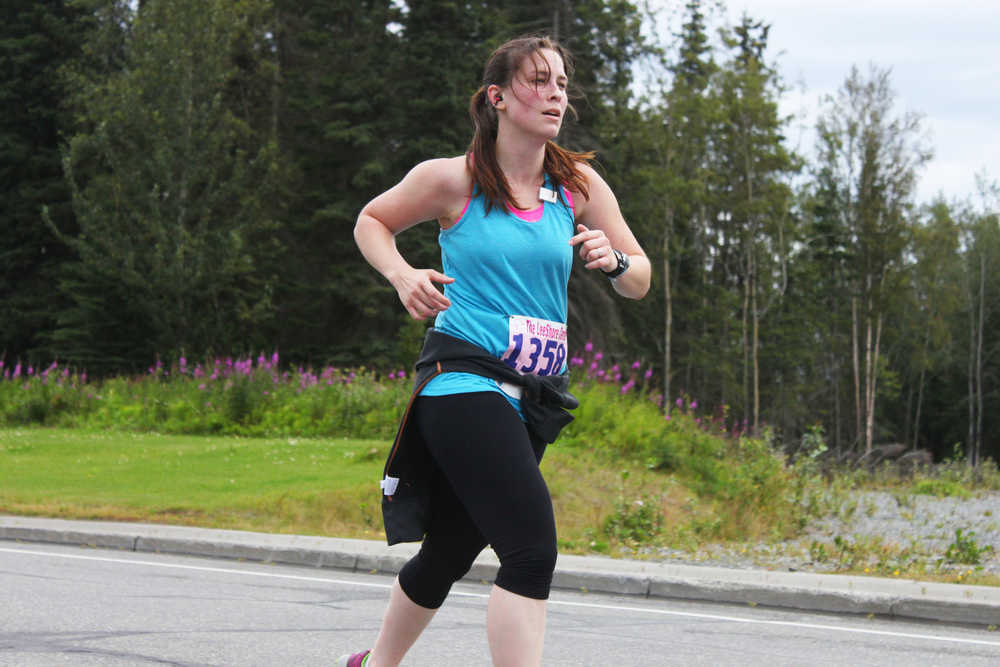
[380,476,399,496]
[538,186,558,203]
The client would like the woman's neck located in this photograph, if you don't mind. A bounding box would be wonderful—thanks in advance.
[495,130,547,189]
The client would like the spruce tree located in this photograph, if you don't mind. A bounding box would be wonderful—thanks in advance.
[0,1,86,362]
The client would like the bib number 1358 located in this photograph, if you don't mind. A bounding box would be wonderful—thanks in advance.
[501,315,567,377]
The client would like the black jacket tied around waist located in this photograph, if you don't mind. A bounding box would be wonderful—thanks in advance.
[380,328,579,545]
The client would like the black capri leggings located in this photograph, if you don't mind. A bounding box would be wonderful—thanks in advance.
[397,391,557,608]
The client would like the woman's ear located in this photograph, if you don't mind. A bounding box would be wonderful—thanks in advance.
[487,84,504,108]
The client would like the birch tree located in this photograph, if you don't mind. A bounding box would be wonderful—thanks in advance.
[714,15,797,431]
[961,176,1000,465]
[814,65,931,454]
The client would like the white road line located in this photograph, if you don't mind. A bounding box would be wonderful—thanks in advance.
[3,544,1000,649]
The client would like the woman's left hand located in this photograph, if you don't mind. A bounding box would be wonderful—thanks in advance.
[569,224,617,272]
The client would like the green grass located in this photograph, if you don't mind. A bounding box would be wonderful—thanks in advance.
[0,428,389,537]
[0,427,682,546]
[0,426,722,555]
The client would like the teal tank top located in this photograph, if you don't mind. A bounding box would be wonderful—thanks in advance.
[420,174,576,416]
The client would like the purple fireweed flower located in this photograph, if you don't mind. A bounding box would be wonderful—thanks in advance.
[596,369,605,378]
[179,356,187,370]
[589,361,598,371]
[676,397,683,407]
[644,368,653,381]
[388,371,396,380]
[272,351,279,366]
[198,383,207,390]
[664,414,671,421]
[621,380,635,394]
[27,366,34,376]
[584,341,593,352]
[690,400,698,410]
[13,363,20,378]
[81,372,86,383]
[3,370,9,379]
[614,373,622,382]
[570,356,584,366]
[148,367,154,375]
[257,354,266,367]
[398,371,406,380]
[594,352,603,361]
[632,360,641,370]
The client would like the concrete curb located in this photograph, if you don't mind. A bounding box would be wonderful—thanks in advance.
[3,515,999,627]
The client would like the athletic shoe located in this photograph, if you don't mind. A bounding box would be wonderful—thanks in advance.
[336,649,371,667]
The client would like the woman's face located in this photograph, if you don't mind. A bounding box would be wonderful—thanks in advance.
[499,48,568,139]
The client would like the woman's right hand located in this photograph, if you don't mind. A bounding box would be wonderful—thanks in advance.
[390,268,455,320]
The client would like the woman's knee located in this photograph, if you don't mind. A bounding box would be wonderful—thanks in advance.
[493,538,558,600]
[398,539,483,609]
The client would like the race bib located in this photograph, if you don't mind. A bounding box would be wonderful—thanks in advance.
[501,315,568,377]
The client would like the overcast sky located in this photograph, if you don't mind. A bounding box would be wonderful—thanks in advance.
[651,1,998,205]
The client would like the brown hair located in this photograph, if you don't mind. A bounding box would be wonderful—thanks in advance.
[467,35,594,213]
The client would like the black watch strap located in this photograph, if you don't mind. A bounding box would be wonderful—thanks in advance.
[602,248,630,278]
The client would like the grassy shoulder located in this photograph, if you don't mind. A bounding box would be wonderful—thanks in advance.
[0,426,779,555]
[0,428,387,537]
[0,427,681,545]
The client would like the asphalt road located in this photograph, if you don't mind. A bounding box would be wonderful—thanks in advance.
[3,542,1000,666]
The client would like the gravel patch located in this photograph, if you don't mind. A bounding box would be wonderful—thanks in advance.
[634,490,1000,575]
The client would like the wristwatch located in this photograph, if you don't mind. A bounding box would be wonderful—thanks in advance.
[602,248,630,279]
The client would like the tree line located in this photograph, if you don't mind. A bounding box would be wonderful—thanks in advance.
[2,0,997,463]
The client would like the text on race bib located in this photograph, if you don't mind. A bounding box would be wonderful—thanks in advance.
[501,315,567,376]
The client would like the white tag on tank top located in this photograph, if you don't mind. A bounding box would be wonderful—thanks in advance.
[500,315,568,377]
[538,186,558,203]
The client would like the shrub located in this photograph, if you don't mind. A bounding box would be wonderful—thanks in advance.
[912,478,971,499]
[945,528,994,565]
[0,355,410,439]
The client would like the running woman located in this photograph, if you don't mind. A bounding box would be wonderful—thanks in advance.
[342,34,649,667]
